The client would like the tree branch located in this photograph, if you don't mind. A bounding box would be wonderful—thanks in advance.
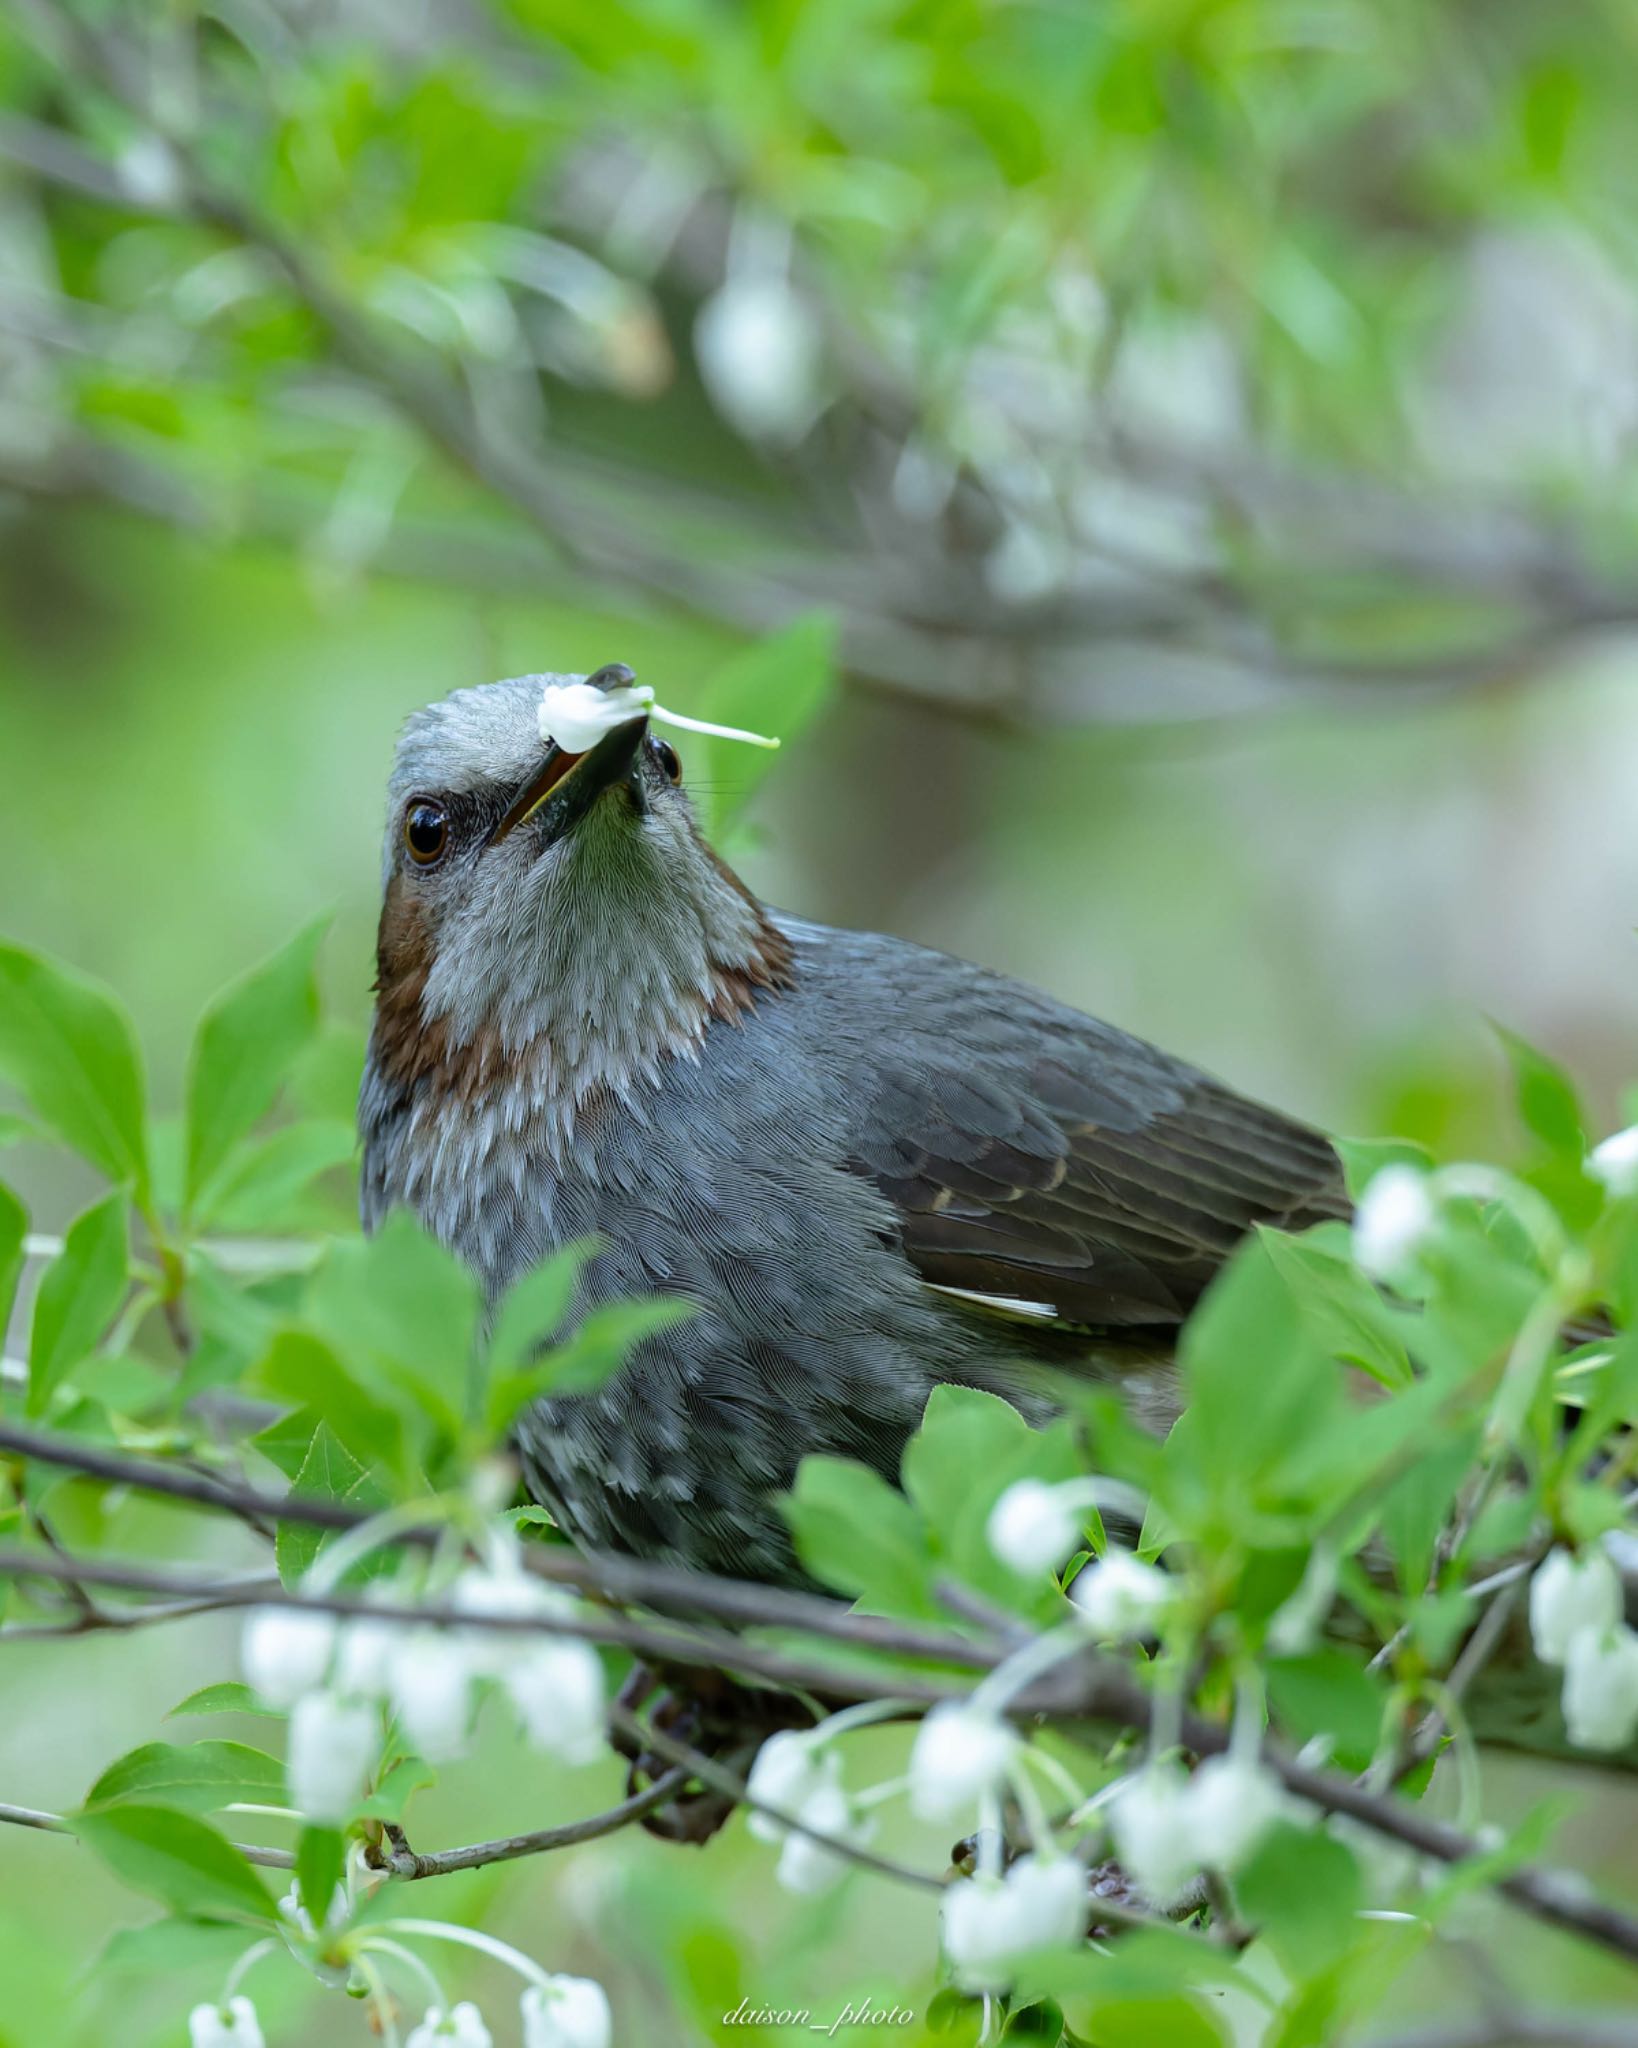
[0,1799,294,1872]
[5,1530,1638,1965]
[365,1768,693,1879]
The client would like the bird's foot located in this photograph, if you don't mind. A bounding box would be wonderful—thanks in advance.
[612,1662,816,1845]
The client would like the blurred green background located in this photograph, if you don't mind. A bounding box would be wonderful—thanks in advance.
[6,0,1638,2040]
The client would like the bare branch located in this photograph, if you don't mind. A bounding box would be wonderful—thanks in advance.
[367,1769,693,1880]
[0,1799,294,1872]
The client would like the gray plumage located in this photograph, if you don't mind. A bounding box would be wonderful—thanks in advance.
[361,672,1345,1582]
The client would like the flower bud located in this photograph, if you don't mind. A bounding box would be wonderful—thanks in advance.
[1071,1548,1172,1640]
[987,1480,1081,1575]
[388,1629,475,1762]
[694,272,822,444]
[1529,1547,1622,1667]
[241,1606,336,1708]
[773,1768,874,1896]
[1353,1166,1438,1281]
[1562,1624,1638,1752]
[287,1689,378,1824]
[188,1998,265,2048]
[519,1975,612,2048]
[744,1730,829,1845]
[1590,1126,1638,1196]
[504,1639,605,1763]
[1108,1764,1198,1904]
[907,1702,1019,1821]
[1184,1755,1283,1873]
[941,1854,1086,1992]
[407,2003,492,2048]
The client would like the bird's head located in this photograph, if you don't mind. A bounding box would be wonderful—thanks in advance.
[368,665,792,1109]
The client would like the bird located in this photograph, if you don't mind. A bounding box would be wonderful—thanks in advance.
[359,663,1349,1588]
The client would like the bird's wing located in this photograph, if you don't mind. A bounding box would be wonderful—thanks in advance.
[847,994,1347,1334]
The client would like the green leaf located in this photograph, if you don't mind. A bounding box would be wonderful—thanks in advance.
[276,1419,389,1586]
[98,1916,254,1980]
[1495,1024,1585,1162]
[254,1327,409,1482]
[71,1804,278,1925]
[1265,1652,1386,1772]
[1235,1823,1362,1973]
[86,1740,285,1814]
[1259,1229,1412,1390]
[194,1118,356,1231]
[0,1111,40,1150]
[692,615,835,833]
[357,1753,434,1824]
[307,1211,480,1435]
[185,920,327,1211]
[0,1178,25,1340]
[27,1189,129,1415]
[486,1294,693,1432]
[295,1826,346,1921]
[167,1683,279,1721]
[0,942,149,1195]
[782,1454,937,1618]
[487,1241,595,1374]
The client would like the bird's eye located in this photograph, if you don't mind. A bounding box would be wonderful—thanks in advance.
[653,739,682,784]
[403,800,449,866]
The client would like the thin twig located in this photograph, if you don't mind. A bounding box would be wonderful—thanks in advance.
[367,1768,692,1879]
[0,1799,294,1872]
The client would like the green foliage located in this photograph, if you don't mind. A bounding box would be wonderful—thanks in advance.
[27,1190,129,1416]
[86,1741,286,1816]
[70,1807,278,1927]
[184,920,327,1218]
[0,944,149,1199]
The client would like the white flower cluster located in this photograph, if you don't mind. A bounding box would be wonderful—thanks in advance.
[1529,1545,1638,1752]
[1109,1756,1283,1904]
[240,1546,605,1824]
[191,1975,610,2048]
[941,1855,1087,1993]
[743,1730,876,1894]
[536,677,779,758]
[1589,1124,1638,1196]
[987,1485,1172,1638]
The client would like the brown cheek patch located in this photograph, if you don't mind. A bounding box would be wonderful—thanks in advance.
[371,876,511,1103]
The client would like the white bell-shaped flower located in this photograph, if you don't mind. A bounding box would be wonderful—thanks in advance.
[987,1480,1082,1576]
[1562,1624,1638,1752]
[241,1606,336,1708]
[773,1767,874,1896]
[504,1639,605,1763]
[1108,1764,1199,1905]
[907,1702,1019,1821]
[744,1729,829,1845]
[1530,1547,1623,1667]
[406,2002,492,2048]
[1184,1755,1283,1873]
[519,1974,612,2048]
[1353,1166,1438,1281]
[388,1629,475,1762]
[188,1998,265,2048]
[941,1854,1087,1992]
[694,270,822,443]
[1590,1126,1638,1196]
[287,1689,379,1824]
[1071,1548,1172,1640]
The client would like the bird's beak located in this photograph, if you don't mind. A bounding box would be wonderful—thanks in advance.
[488,714,650,849]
